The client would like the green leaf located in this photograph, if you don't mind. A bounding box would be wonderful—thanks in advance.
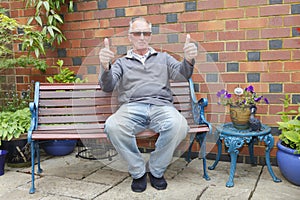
[35,16,43,26]
[43,1,50,12]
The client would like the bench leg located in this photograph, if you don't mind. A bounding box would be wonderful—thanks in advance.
[208,138,222,170]
[185,134,195,163]
[29,141,36,194]
[196,133,210,181]
[36,142,43,173]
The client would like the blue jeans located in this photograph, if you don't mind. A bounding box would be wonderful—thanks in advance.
[104,102,189,179]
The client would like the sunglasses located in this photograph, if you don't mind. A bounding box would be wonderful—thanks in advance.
[130,32,152,37]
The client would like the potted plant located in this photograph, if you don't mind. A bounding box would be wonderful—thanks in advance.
[276,95,300,186]
[41,59,87,156]
[0,84,32,167]
[216,85,269,129]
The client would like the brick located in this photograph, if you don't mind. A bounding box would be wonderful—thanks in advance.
[108,1,129,8]
[57,48,67,57]
[110,18,130,27]
[269,83,282,93]
[130,0,140,6]
[160,24,184,33]
[179,11,203,22]
[185,1,197,11]
[240,18,268,29]
[225,20,238,30]
[216,9,244,19]
[260,5,289,16]
[166,13,178,23]
[65,31,85,39]
[198,21,224,31]
[141,0,164,5]
[245,7,259,17]
[269,40,282,49]
[219,52,246,62]
[292,27,300,36]
[84,12,94,20]
[186,23,198,32]
[98,0,107,10]
[284,61,300,71]
[261,28,290,38]
[246,30,260,39]
[146,15,166,25]
[291,4,300,14]
[285,84,300,93]
[284,15,300,26]
[267,61,283,71]
[227,63,239,72]
[269,0,283,4]
[283,38,300,49]
[247,52,260,61]
[268,16,283,27]
[225,0,239,7]
[77,1,98,11]
[198,0,224,10]
[239,0,268,7]
[293,49,300,60]
[247,73,260,82]
[226,42,238,51]
[201,42,224,52]
[261,50,291,61]
[219,31,245,40]
[261,72,290,82]
[148,5,160,14]
[291,72,300,82]
[240,62,268,72]
[240,41,267,50]
[68,48,86,57]
[94,10,115,19]
[115,8,125,17]
[167,34,178,43]
[206,53,218,62]
[126,6,147,16]
[203,10,217,21]
[79,20,100,30]
[205,32,218,41]
[292,95,300,104]
[72,57,82,66]
[94,29,114,38]
[206,74,218,82]
[220,73,246,83]
[161,3,184,13]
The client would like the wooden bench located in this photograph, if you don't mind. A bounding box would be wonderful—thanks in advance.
[27,78,212,194]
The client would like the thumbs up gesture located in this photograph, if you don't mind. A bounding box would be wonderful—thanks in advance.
[183,34,197,63]
[99,38,115,70]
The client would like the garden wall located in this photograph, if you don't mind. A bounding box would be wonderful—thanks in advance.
[1,0,300,165]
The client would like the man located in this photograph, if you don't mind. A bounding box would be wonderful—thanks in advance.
[98,17,197,192]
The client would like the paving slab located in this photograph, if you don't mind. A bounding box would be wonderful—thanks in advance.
[1,151,299,200]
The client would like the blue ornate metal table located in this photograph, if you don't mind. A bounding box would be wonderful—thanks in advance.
[208,122,282,187]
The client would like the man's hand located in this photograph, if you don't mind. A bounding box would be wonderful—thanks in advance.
[183,34,197,63]
[99,38,115,70]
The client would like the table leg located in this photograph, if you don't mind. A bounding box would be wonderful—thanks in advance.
[260,134,282,183]
[208,138,222,170]
[224,136,245,187]
[248,138,256,166]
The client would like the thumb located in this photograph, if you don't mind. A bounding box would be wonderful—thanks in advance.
[104,38,110,49]
[185,34,190,45]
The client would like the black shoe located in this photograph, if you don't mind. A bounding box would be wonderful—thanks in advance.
[148,172,167,190]
[131,173,147,192]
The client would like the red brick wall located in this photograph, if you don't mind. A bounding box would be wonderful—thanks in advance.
[2,0,300,165]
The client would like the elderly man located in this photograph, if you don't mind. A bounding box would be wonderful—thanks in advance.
[99,17,197,192]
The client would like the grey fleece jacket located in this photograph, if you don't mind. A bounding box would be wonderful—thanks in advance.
[99,49,194,106]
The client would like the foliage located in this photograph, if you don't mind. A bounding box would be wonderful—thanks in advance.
[277,95,300,154]
[25,0,73,46]
[0,55,48,72]
[0,13,47,59]
[47,59,87,83]
[216,85,269,108]
[0,84,32,145]
[0,108,31,145]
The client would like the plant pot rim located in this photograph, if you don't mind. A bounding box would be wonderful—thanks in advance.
[277,140,299,155]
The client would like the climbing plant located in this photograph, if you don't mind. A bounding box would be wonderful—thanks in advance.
[25,0,73,46]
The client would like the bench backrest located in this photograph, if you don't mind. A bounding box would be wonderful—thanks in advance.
[33,81,195,136]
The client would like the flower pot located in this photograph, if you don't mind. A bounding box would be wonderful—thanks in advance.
[41,140,77,156]
[277,140,300,186]
[1,138,31,168]
[229,105,251,130]
[0,150,8,176]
